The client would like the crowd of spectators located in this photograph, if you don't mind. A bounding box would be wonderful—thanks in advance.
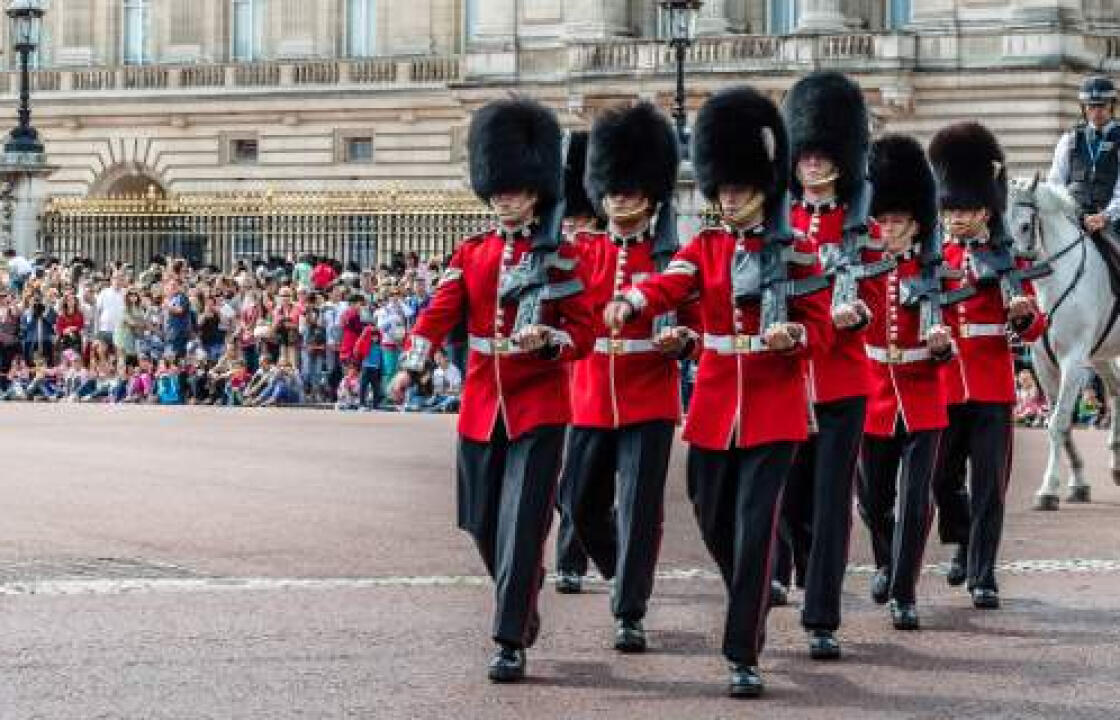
[0,247,462,412]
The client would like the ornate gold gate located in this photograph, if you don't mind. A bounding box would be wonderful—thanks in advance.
[40,188,492,271]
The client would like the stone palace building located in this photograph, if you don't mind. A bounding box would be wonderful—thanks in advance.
[0,0,1113,198]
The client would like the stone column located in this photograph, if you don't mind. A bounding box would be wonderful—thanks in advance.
[796,0,848,32]
[3,171,53,257]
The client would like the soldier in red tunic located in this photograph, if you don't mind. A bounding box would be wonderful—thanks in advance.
[390,98,595,683]
[774,71,887,659]
[604,86,833,698]
[554,129,598,596]
[560,102,693,652]
[857,134,958,630]
[930,122,1048,610]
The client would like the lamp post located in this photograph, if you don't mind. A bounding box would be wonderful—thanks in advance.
[658,0,702,157]
[5,0,46,162]
[2,0,52,256]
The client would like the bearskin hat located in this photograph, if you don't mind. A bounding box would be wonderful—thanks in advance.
[563,130,596,221]
[783,71,870,203]
[467,97,563,206]
[869,134,939,251]
[585,101,680,213]
[928,121,1007,219]
[693,85,790,207]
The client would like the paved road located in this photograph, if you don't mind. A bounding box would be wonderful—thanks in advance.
[0,404,1118,719]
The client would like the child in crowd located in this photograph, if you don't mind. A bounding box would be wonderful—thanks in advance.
[335,364,361,411]
[1013,368,1048,427]
[224,360,250,406]
[26,355,59,401]
[2,355,30,400]
[1075,385,1103,427]
[156,357,183,405]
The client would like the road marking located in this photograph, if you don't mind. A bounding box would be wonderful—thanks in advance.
[1,559,1119,597]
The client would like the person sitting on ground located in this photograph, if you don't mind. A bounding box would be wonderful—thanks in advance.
[428,348,462,413]
[2,355,29,401]
[243,355,279,406]
[156,357,183,405]
[25,355,59,402]
[1013,368,1049,426]
[1074,384,1103,426]
[223,360,250,406]
[335,364,362,411]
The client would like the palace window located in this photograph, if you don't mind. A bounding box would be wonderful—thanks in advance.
[886,0,911,29]
[768,0,799,35]
[345,137,374,163]
[232,0,260,61]
[122,0,150,64]
[231,138,259,165]
[347,0,378,57]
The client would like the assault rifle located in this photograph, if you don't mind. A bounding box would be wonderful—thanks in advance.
[899,251,977,339]
[819,181,897,309]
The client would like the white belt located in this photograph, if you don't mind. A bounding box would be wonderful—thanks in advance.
[593,338,656,355]
[468,335,527,355]
[959,323,1006,339]
[703,333,768,355]
[866,345,932,364]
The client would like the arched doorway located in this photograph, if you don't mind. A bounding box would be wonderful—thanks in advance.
[89,163,167,198]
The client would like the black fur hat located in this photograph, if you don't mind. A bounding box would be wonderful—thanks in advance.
[783,71,869,203]
[585,101,679,213]
[467,97,563,206]
[870,134,939,252]
[928,121,1007,216]
[693,85,789,211]
[563,130,596,221]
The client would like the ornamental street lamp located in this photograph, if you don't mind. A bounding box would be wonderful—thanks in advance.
[658,0,702,157]
[5,0,46,159]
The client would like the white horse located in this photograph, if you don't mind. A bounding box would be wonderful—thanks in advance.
[1008,176,1120,510]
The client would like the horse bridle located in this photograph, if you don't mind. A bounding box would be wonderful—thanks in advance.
[1013,196,1118,362]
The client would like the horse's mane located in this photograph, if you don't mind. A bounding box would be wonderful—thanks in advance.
[1032,180,1080,218]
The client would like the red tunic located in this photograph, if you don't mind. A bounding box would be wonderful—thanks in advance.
[405,230,594,441]
[569,231,683,428]
[864,253,949,437]
[941,239,1048,406]
[627,227,834,451]
[791,201,883,404]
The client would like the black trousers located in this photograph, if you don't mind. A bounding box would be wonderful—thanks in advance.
[564,421,675,620]
[457,421,566,648]
[689,441,797,665]
[858,426,942,604]
[775,397,865,632]
[933,404,974,546]
[555,497,589,576]
[931,402,1014,591]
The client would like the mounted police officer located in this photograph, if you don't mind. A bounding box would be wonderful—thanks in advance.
[1048,75,1120,238]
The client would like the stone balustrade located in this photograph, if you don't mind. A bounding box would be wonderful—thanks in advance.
[0,29,1112,98]
[0,56,460,97]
